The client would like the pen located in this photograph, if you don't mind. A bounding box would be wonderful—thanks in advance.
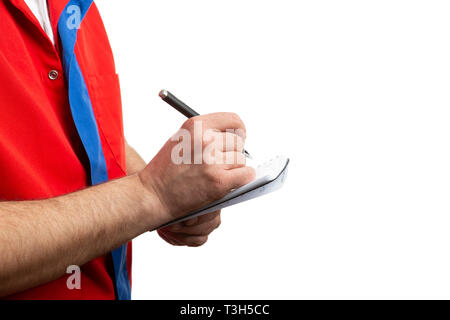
[159,89,252,159]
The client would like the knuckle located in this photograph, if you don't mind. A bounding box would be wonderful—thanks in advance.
[236,135,245,147]
[236,152,246,166]
[188,236,208,247]
[206,220,220,234]
[236,134,245,147]
[231,113,246,132]
[229,112,242,123]
[231,112,245,125]
[235,128,246,141]
[182,117,196,130]
[204,131,220,145]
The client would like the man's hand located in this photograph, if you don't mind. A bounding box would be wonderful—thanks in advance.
[157,211,221,247]
[138,112,255,228]
[126,143,223,246]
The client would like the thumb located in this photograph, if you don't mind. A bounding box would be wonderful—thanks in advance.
[223,166,256,191]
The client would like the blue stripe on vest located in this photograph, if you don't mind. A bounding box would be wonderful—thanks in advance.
[57,0,131,300]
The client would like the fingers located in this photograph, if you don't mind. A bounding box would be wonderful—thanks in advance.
[191,210,221,225]
[167,212,221,236]
[158,229,209,247]
[169,219,221,237]
[156,112,252,227]
[221,132,245,152]
[183,217,199,226]
[212,151,246,168]
[203,131,244,152]
[157,229,179,246]
[177,210,219,227]
[223,166,256,190]
[180,113,247,168]
[200,113,247,139]
[159,211,221,246]
[222,152,246,169]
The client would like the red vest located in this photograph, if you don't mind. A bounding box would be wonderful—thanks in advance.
[0,0,131,299]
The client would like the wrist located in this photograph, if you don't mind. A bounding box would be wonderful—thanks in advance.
[131,173,168,231]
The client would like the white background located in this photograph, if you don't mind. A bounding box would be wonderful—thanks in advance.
[95,0,450,299]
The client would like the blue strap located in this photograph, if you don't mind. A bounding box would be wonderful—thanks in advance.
[57,0,131,300]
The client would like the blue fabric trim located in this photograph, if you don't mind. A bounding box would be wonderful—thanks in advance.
[57,0,131,300]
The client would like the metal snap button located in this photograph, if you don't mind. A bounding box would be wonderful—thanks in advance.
[48,70,59,80]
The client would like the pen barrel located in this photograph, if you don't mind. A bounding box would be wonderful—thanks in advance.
[159,89,251,158]
[162,91,200,118]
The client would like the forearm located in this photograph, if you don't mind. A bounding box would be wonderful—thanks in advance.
[125,143,147,175]
[0,174,160,297]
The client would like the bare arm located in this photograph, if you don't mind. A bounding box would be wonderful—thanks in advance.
[0,174,159,297]
[125,143,147,175]
[0,113,254,297]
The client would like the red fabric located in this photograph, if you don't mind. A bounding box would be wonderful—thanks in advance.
[0,0,131,299]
